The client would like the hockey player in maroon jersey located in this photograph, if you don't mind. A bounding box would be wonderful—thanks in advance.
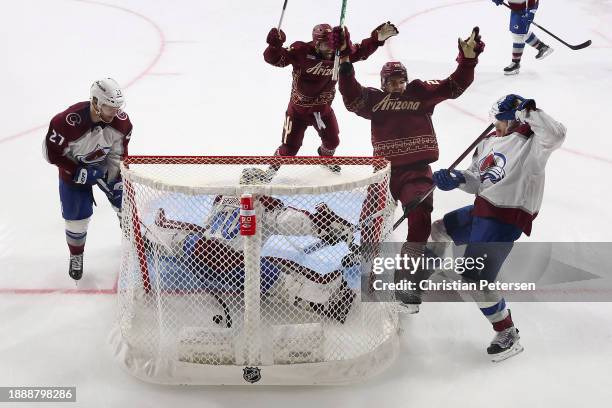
[263,22,398,176]
[43,78,132,281]
[337,28,485,312]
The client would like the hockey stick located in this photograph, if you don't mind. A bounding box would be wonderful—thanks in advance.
[138,217,233,327]
[502,3,591,50]
[277,0,288,31]
[392,123,495,231]
[331,0,348,81]
[302,206,388,254]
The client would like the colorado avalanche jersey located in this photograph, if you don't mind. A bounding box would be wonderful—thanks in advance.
[458,109,566,235]
[42,101,132,183]
[263,37,382,116]
[199,195,315,253]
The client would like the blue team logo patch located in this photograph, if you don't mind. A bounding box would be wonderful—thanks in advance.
[479,151,507,184]
[76,144,111,164]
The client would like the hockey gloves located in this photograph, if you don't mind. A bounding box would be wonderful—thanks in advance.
[73,166,106,185]
[495,94,537,121]
[266,28,286,47]
[371,22,399,44]
[458,27,485,62]
[96,177,123,209]
[331,26,353,57]
[433,169,466,191]
[491,0,504,5]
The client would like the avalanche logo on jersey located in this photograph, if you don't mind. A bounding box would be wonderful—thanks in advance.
[478,151,507,184]
[75,144,111,164]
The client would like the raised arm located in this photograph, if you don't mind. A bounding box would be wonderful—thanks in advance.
[331,22,398,63]
[263,28,303,67]
[337,59,375,120]
[415,27,485,107]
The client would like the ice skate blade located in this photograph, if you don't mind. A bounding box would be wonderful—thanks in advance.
[504,69,520,76]
[490,342,524,362]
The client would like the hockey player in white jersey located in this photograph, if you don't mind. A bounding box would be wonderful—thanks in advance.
[143,168,358,323]
[490,0,553,75]
[431,94,566,361]
[43,78,131,281]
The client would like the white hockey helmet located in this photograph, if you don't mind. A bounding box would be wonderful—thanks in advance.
[90,78,125,111]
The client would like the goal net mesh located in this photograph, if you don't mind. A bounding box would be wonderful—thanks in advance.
[111,156,400,385]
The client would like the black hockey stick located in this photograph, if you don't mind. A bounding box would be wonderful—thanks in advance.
[277,0,288,31]
[503,3,591,50]
[392,123,495,231]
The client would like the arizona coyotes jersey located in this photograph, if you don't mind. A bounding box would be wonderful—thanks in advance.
[339,59,477,167]
[264,38,381,116]
[43,101,132,183]
[458,109,566,235]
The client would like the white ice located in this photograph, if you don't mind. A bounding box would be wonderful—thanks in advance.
[1,0,612,406]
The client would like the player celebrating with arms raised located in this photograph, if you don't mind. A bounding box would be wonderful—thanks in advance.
[337,28,485,312]
[431,94,566,361]
[43,78,131,281]
[263,22,398,176]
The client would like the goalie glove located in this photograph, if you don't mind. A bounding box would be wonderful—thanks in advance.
[310,203,355,246]
[371,22,399,44]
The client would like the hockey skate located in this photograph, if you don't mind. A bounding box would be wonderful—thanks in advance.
[396,292,421,314]
[535,43,553,60]
[487,326,524,362]
[240,167,275,185]
[503,61,520,76]
[69,254,83,281]
[317,147,341,174]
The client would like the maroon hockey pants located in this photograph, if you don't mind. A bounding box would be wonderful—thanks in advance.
[275,109,340,156]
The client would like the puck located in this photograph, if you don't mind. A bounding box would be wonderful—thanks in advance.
[212,314,223,324]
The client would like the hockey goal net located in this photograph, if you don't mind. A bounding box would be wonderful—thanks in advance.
[111,156,399,385]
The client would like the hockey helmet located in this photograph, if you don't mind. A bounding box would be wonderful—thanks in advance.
[90,78,125,122]
[380,61,408,89]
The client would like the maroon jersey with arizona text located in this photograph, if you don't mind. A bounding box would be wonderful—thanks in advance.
[338,59,478,167]
[264,38,382,116]
[43,101,132,184]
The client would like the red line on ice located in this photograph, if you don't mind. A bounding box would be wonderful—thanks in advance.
[0,0,167,145]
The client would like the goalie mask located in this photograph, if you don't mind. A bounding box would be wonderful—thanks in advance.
[90,78,125,123]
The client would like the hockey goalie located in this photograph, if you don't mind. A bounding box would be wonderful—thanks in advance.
[140,169,358,324]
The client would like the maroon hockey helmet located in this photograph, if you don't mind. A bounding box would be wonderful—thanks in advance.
[312,23,332,44]
[380,61,408,89]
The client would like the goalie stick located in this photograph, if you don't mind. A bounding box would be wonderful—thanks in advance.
[502,2,591,50]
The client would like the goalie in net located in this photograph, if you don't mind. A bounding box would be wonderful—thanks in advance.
[141,168,358,323]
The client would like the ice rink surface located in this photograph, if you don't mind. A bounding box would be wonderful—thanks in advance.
[1,0,612,406]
